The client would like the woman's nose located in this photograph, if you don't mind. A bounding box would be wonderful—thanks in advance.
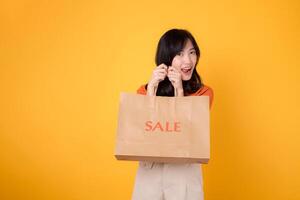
[183,54,192,64]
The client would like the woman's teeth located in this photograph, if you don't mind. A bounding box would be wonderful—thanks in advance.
[181,68,191,73]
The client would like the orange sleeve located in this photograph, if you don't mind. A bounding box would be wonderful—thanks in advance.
[136,84,147,95]
[204,87,214,110]
[192,85,214,109]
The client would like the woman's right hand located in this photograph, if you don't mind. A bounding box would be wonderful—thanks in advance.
[147,64,168,96]
[148,64,168,88]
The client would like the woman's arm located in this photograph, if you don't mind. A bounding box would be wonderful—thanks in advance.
[146,85,156,96]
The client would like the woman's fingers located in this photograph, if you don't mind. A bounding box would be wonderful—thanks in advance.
[157,64,168,71]
[167,71,180,78]
[149,64,182,87]
[154,73,167,81]
[155,69,167,74]
[155,70,167,77]
[159,63,168,68]
[168,66,181,75]
[167,67,180,84]
[167,66,182,88]
[154,67,168,77]
[148,64,168,88]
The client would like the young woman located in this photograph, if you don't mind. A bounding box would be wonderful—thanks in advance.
[132,29,214,200]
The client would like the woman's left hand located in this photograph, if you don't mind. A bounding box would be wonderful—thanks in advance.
[167,66,184,96]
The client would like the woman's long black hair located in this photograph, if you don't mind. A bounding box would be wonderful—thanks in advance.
[146,28,203,96]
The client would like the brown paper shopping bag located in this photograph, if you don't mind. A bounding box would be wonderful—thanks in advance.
[114,93,210,163]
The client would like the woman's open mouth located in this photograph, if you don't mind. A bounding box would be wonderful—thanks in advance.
[181,68,192,75]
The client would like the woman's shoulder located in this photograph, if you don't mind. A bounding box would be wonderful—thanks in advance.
[136,84,147,95]
[190,84,214,96]
[190,84,214,108]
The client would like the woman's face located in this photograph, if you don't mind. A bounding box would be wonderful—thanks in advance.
[171,39,197,81]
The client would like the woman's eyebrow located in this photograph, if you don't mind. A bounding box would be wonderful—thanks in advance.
[181,47,195,52]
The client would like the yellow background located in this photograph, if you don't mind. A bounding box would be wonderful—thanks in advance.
[1,0,299,199]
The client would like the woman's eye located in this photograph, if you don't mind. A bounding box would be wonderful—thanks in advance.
[190,51,196,55]
[177,52,183,56]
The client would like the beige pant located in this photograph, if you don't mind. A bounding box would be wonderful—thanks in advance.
[132,162,204,200]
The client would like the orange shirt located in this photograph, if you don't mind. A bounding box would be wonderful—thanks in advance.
[137,84,214,109]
